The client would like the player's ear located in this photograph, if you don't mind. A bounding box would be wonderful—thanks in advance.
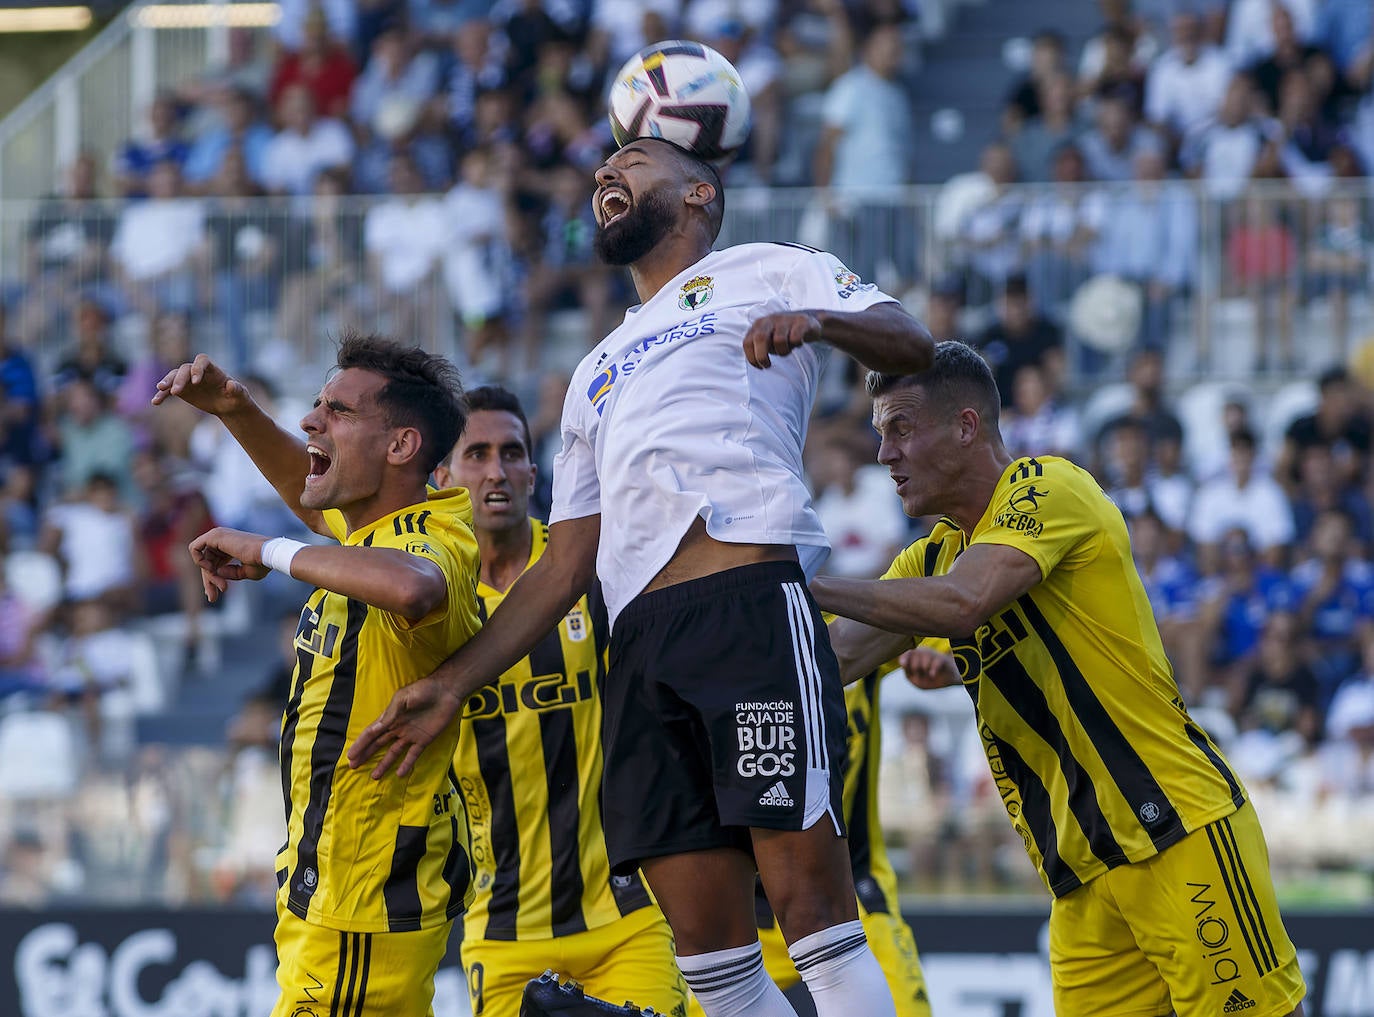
[526,461,537,495]
[388,426,423,468]
[958,407,980,445]
[684,179,716,210]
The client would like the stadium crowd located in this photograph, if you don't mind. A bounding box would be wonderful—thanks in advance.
[0,0,1372,907]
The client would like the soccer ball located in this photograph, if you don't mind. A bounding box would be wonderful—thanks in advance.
[607,40,752,162]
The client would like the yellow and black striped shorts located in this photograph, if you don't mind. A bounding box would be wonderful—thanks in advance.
[1049,800,1306,1017]
[271,907,452,1017]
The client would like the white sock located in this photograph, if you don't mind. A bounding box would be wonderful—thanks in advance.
[677,941,797,1017]
[788,920,896,1017]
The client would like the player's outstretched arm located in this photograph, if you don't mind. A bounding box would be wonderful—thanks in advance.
[743,301,933,374]
[812,543,1043,638]
[190,527,446,620]
[152,354,324,535]
[347,513,601,779]
[828,615,915,685]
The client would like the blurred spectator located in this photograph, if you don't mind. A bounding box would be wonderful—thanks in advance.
[0,567,47,698]
[1326,631,1374,744]
[1092,145,1197,349]
[15,153,117,348]
[0,304,43,475]
[1198,527,1294,681]
[275,168,366,364]
[1019,144,1105,308]
[517,160,610,375]
[1247,4,1324,115]
[1231,609,1322,746]
[699,16,784,185]
[1130,508,1207,700]
[1101,415,1165,521]
[1288,507,1374,693]
[112,93,190,199]
[811,432,909,578]
[1304,194,1370,355]
[364,154,447,348]
[133,451,215,671]
[446,19,513,146]
[1,466,40,550]
[211,685,288,905]
[1148,416,1195,537]
[1190,428,1296,570]
[1010,72,1080,183]
[199,151,290,369]
[268,7,357,121]
[1224,190,1298,371]
[261,84,356,197]
[1277,365,1372,491]
[975,273,1064,407]
[1080,28,1148,118]
[40,472,138,603]
[877,709,949,894]
[182,86,273,192]
[350,26,441,136]
[814,22,913,192]
[1274,67,1341,189]
[958,142,1023,298]
[1000,362,1081,459]
[1225,0,1316,68]
[922,275,965,342]
[109,160,205,317]
[1181,72,1273,198]
[588,0,681,70]
[1288,443,1374,549]
[1313,0,1371,79]
[1078,91,1158,181]
[1003,29,1068,128]
[275,0,357,53]
[442,145,514,369]
[411,0,494,48]
[48,598,139,754]
[51,298,126,397]
[52,382,137,502]
[353,91,455,194]
[1145,10,1234,149]
[0,829,62,908]
[1077,0,1158,103]
[116,312,199,458]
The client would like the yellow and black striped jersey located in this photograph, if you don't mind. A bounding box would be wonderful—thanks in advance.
[844,666,901,917]
[277,489,482,932]
[884,456,1245,897]
[456,518,652,942]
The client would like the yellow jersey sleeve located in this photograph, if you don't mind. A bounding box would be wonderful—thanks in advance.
[366,524,461,632]
[971,458,1103,581]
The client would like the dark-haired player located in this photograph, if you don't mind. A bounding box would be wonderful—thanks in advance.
[350,137,933,1017]
[153,336,483,1016]
[812,341,1306,1017]
[431,386,684,1017]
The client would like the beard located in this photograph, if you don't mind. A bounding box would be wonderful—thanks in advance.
[594,188,677,266]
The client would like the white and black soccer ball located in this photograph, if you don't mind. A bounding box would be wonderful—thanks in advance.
[607,40,752,162]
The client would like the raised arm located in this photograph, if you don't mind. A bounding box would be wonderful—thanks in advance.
[812,543,1044,639]
[152,354,324,535]
[744,301,934,375]
[346,512,601,778]
[190,526,445,620]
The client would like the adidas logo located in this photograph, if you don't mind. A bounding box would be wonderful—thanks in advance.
[1223,989,1256,1012]
[758,781,794,807]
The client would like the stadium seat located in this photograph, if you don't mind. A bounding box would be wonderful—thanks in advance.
[5,551,63,614]
[0,712,80,799]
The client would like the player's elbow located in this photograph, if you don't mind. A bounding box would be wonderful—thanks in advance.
[396,569,447,622]
[944,590,991,640]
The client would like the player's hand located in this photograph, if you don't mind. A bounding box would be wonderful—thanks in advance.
[346,675,466,779]
[900,646,961,690]
[151,353,251,416]
[744,311,823,368]
[189,527,271,602]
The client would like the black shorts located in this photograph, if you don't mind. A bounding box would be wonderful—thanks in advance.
[601,561,847,875]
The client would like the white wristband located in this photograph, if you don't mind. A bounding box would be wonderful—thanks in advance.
[260,537,307,578]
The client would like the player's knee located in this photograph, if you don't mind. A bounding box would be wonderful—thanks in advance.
[769,890,859,943]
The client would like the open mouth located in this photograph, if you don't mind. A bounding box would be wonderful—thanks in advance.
[483,491,512,510]
[307,445,332,482]
[600,188,631,226]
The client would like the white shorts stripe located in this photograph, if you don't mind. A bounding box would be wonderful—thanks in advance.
[781,582,820,763]
[782,581,828,771]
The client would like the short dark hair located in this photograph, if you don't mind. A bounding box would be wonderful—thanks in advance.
[658,140,726,241]
[334,332,466,475]
[866,340,1001,428]
[463,385,533,458]
[1230,426,1258,450]
[1318,365,1351,391]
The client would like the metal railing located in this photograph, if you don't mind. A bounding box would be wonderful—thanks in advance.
[3,178,1369,389]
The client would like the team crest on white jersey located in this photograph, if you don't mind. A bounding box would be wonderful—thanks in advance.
[678,274,714,310]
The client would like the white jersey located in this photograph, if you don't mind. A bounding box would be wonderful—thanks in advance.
[549,242,897,626]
